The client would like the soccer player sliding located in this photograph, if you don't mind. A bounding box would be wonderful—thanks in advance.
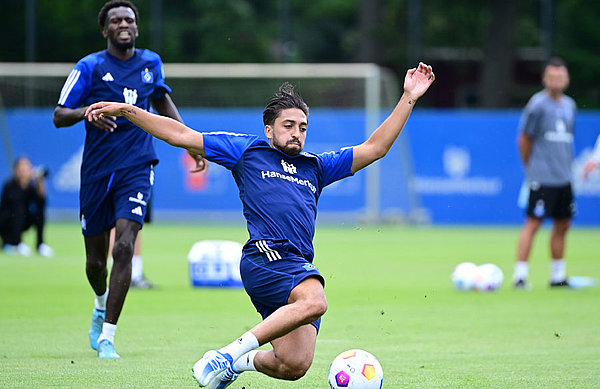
[86,62,434,388]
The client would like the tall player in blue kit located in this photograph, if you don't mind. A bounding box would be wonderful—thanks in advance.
[86,62,435,386]
[53,1,203,359]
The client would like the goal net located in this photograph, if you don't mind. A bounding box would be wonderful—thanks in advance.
[0,62,425,224]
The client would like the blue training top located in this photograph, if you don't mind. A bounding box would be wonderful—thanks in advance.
[57,49,171,184]
[203,132,354,261]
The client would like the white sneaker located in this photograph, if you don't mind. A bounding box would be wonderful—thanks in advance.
[37,243,54,258]
[208,366,240,389]
[192,350,233,387]
[17,242,31,256]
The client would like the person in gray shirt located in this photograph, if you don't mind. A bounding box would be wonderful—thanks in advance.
[514,57,575,289]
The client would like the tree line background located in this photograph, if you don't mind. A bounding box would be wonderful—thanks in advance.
[1,0,598,108]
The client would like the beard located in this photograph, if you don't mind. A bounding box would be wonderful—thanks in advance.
[110,35,135,51]
[273,137,302,156]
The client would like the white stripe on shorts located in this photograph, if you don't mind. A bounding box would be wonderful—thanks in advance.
[255,240,281,262]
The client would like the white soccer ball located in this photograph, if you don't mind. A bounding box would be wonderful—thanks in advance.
[451,262,478,291]
[474,263,504,291]
[328,349,383,389]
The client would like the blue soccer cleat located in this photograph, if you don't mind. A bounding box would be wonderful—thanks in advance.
[88,308,105,350]
[97,339,120,359]
[192,350,233,387]
[208,366,240,389]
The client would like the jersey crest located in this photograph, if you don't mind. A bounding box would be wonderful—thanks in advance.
[141,68,154,84]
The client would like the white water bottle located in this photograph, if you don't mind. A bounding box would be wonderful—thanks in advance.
[567,276,598,289]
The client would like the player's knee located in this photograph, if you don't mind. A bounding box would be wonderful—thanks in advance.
[313,297,328,317]
[303,297,327,323]
[112,238,134,262]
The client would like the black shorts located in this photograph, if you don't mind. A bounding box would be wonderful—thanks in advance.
[527,183,575,219]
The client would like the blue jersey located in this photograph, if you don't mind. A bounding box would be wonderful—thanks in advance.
[57,49,172,184]
[203,132,354,261]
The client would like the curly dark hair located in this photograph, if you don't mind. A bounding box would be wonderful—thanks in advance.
[98,0,139,28]
[263,82,309,126]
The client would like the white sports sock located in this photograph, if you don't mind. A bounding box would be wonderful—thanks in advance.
[94,289,108,311]
[97,322,117,344]
[514,261,529,281]
[551,259,566,282]
[131,255,143,282]
[232,350,259,372]
[218,331,259,362]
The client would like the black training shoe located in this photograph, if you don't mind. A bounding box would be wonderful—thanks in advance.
[550,279,570,288]
[514,278,531,290]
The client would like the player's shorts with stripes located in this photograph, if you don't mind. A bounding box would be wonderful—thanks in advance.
[79,163,154,236]
[240,239,324,332]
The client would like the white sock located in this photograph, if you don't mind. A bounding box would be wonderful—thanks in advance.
[97,322,117,344]
[94,290,108,311]
[551,259,566,282]
[218,331,259,362]
[232,350,259,372]
[514,261,529,281]
[131,255,143,282]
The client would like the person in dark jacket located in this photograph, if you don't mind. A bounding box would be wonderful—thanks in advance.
[0,156,53,257]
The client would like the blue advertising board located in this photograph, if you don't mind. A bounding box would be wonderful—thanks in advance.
[404,110,600,225]
[0,108,598,225]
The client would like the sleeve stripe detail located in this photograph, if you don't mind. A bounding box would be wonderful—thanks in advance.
[57,69,81,106]
[204,131,250,137]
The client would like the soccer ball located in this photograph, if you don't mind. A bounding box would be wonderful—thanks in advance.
[474,263,503,291]
[328,349,383,389]
[451,262,478,291]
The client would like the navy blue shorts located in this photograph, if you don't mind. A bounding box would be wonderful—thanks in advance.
[240,239,324,332]
[79,163,154,237]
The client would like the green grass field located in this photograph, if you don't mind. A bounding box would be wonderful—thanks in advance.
[1,223,599,388]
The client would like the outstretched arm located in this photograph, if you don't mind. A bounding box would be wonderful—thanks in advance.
[152,94,207,172]
[351,62,435,174]
[85,102,206,156]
